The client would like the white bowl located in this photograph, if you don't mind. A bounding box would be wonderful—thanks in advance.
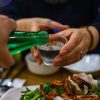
[63,54,100,73]
[25,53,60,75]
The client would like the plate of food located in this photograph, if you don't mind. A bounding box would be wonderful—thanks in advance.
[0,86,39,100]
[1,73,100,100]
[63,54,100,73]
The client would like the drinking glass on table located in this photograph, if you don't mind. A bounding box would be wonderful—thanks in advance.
[38,34,67,66]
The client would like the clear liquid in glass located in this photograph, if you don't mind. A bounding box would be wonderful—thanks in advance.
[38,35,67,66]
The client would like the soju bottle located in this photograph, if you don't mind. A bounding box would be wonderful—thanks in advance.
[8,31,48,55]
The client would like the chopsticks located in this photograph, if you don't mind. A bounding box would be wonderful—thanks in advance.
[0,63,18,86]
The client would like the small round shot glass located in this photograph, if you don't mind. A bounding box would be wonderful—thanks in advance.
[38,34,67,66]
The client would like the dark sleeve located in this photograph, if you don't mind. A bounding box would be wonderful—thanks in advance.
[0,0,32,20]
[90,1,100,33]
[88,0,100,54]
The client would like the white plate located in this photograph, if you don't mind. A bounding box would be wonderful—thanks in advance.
[0,86,63,100]
[63,54,100,73]
[1,85,39,100]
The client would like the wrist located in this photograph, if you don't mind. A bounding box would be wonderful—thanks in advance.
[88,26,99,51]
[82,26,94,51]
[81,26,99,51]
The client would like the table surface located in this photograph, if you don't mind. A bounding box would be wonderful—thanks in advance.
[1,61,72,86]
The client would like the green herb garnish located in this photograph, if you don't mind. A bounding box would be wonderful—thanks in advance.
[43,82,52,94]
[88,84,100,99]
[20,88,41,100]
[56,87,65,94]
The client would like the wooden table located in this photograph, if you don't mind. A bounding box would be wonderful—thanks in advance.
[1,61,72,86]
[0,61,100,99]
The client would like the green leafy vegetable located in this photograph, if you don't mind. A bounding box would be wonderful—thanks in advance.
[88,84,100,99]
[43,82,52,94]
[20,88,41,100]
[37,97,46,100]
[56,87,65,94]
[20,82,100,100]
[20,83,53,100]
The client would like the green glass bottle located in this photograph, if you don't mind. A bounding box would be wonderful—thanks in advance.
[8,31,48,55]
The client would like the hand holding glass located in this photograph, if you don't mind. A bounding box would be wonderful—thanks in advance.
[38,34,67,66]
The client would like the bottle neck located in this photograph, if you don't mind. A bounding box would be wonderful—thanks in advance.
[8,31,49,55]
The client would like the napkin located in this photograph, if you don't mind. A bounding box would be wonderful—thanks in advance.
[0,78,26,97]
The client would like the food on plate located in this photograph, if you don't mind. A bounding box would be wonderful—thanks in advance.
[20,73,100,100]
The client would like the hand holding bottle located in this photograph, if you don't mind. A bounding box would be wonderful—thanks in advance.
[16,18,69,64]
[0,15,16,68]
[16,18,68,32]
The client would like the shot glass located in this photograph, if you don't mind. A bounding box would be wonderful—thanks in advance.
[38,34,67,66]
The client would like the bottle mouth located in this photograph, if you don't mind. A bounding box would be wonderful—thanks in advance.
[43,0,69,5]
[38,34,67,51]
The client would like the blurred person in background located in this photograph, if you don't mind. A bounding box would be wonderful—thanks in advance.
[0,15,16,68]
[0,0,100,67]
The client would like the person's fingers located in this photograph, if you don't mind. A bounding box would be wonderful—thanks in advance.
[0,16,16,68]
[53,54,80,67]
[39,20,69,31]
[60,31,82,55]
[16,19,28,31]
[16,18,69,33]
[47,20,69,30]
[0,17,16,44]
[35,18,69,29]
[30,22,40,32]
[31,47,43,64]
[53,39,87,67]
[0,15,16,34]
[55,29,73,37]
[16,18,35,31]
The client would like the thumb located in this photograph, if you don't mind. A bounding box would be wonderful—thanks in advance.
[59,32,73,54]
